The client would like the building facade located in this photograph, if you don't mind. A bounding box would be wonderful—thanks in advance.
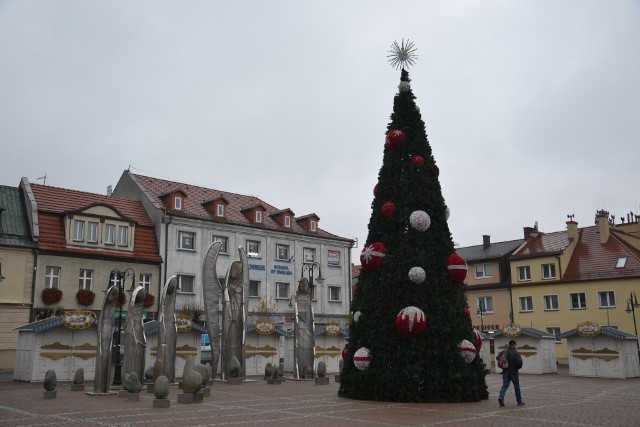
[112,171,354,374]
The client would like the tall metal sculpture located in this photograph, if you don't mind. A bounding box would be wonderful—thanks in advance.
[93,284,119,393]
[123,285,146,384]
[294,277,315,379]
[158,276,178,382]
[203,241,248,380]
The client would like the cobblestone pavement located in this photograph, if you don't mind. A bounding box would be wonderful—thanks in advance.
[0,372,639,427]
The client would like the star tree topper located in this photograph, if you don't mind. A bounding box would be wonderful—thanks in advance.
[387,39,418,70]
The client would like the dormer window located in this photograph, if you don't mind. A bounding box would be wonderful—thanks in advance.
[73,220,85,241]
[310,220,317,232]
[174,196,182,210]
[616,257,628,268]
[284,216,291,227]
[104,224,116,245]
[256,211,262,223]
[118,225,129,246]
[217,204,225,217]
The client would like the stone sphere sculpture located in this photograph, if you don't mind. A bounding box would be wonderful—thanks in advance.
[229,356,241,378]
[44,370,57,391]
[124,372,143,393]
[73,368,84,385]
[182,355,197,379]
[317,361,326,378]
[145,366,154,380]
[195,364,210,387]
[183,369,203,394]
[154,375,170,399]
[264,362,273,379]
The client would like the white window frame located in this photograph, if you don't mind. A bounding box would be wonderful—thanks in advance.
[178,274,195,294]
[212,235,228,254]
[570,292,587,309]
[477,296,493,313]
[174,196,182,210]
[139,273,152,293]
[87,221,99,243]
[546,327,562,343]
[104,224,116,245]
[247,240,261,257]
[544,294,559,311]
[328,286,341,302]
[519,296,534,312]
[249,280,260,298]
[475,263,491,279]
[276,244,290,261]
[518,266,531,281]
[118,225,128,246]
[542,263,556,279]
[255,211,262,223]
[616,257,627,268]
[276,282,290,300]
[78,269,92,290]
[310,220,317,231]
[284,216,291,227]
[216,204,224,217]
[73,219,85,241]
[598,291,616,308]
[178,231,196,251]
[45,266,60,289]
[303,247,316,263]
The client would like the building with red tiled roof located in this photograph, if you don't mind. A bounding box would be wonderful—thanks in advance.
[508,211,640,362]
[19,178,162,320]
[113,170,355,375]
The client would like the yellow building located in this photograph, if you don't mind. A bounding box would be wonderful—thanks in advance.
[510,212,640,363]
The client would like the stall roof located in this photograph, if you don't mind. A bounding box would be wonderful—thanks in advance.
[558,326,638,340]
[492,327,556,340]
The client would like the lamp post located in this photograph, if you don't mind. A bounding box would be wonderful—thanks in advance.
[476,300,485,332]
[300,262,325,298]
[625,291,640,355]
[107,268,136,385]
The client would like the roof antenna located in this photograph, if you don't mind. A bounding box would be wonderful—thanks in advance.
[36,174,47,185]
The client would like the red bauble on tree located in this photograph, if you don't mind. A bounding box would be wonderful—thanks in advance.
[373,184,378,197]
[385,129,405,148]
[342,347,348,360]
[412,155,425,167]
[434,164,440,176]
[464,306,471,319]
[395,306,427,337]
[446,253,468,284]
[360,242,386,272]
[381,201,396,217]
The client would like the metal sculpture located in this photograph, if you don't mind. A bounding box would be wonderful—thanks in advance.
[293,277,316,379]
[158,276,178,382]
[93,284,119,393]
[123,285,147,384]
[203,241,248,380]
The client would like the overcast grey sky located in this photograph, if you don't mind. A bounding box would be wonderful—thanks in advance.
[1,1,639,261]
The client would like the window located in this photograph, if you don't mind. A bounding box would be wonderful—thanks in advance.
[216,204,224,217]
[87,221,99,243]
[544,295,559,311]
[477,296,493,313]
[542,263,556,279]
[178,274,195,293]
[518,266,531,281]
[174,196,182,210]
[598,291,616,308]
[519,296,534,312]
[249,280,260,297]
[310,220,317,231]
[276,282,289,299]
[284,216,291,227]
[616,257,627,268]
[276,244,290,261]
[212,235,228,253]
[178,231,195,250]
[475,263,492,279]
[303,247,316,263]
[45,266,60,289]
[570,292,587,309]
[255,211,262,223]
[118,225,128,246]
[546,327,562,343]
[246,240,260,257]
[329,286,341,302]
[139,274,151,293]
[104,224,116,245]
[73,220,85,241]
[78,269,93,290]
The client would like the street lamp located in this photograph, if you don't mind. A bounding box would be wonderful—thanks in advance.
[625,291,640,355]
[300,262,325,298]
[107,268,136,385]
[476,300,485,332]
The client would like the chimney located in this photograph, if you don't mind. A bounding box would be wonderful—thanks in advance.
[566,220,578,241]
[523,224,539,239]
[482,235,490,248]
[107,185,112,197]
[596,211,610,244]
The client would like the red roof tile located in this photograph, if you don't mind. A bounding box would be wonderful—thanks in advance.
[131,173,351,242]
[563,226,640,281]
[511,230,570,259]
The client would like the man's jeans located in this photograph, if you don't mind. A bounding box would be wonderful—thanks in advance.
[499,372,522,403]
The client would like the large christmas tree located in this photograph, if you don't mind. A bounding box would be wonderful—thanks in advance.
[339,41,488,402]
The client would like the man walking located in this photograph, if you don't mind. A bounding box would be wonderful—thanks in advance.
[498,339,524,406]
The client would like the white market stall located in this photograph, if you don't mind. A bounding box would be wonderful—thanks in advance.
[14,312,98,382]
[559,322,640,379]
[493,326,557,374]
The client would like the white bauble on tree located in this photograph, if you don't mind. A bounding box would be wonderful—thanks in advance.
[408,267,426,284]
[409,210,431,232]
[458,339,477,364]
[353,311,362,323]
[353,347,371,370]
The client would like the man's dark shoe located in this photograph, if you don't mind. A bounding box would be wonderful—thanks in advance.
[498,398,504,406]
[517,402,525,406]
